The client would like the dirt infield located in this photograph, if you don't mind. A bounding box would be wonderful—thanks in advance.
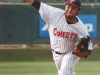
[0,44,51,49]
[0,43,99,49]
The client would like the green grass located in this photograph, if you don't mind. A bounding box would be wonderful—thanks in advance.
[0,48,99,62]
[0,61,100,75]
[0,48,53,62]
[75,61,100,75]
[0,62,57,75]
[0,48,99,75]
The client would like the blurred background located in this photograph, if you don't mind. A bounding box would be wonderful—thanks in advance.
[0,0,100,75]
[0,0,100,2]
[0,0,99,48]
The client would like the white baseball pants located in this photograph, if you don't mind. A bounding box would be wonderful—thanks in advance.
[52,51,80,75]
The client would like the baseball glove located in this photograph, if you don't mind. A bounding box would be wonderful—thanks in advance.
[72,35,90,58]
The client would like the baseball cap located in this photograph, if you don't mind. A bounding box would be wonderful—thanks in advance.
[64,0,81,8]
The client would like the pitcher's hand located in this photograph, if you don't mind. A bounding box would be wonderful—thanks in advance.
[26,0,34,4]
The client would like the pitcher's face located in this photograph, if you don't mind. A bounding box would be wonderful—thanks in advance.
[65,5,80,19]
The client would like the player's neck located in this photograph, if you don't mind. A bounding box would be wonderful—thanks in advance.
[66,17,78,24]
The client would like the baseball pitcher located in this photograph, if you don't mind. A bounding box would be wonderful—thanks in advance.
[26,0,93,75]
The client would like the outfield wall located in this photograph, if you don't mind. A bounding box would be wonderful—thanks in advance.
[0,3,100,44]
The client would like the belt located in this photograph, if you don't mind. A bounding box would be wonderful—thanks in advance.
[51,49,63,55]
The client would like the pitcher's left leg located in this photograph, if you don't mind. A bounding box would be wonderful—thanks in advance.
[58,52,80,75]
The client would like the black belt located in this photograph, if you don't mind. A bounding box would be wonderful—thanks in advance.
[51,49,63,55]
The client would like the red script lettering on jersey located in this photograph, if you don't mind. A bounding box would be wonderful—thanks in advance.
[53,28,78,40]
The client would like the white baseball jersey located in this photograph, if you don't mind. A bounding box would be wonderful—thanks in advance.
[39,2,93,75]
[39,2,93,53]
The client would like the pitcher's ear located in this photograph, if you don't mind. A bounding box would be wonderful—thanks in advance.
[77,9,80,15]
